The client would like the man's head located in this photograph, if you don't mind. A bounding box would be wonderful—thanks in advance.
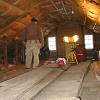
[31,17,38,22]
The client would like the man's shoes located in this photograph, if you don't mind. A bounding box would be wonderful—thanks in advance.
[33,66,38,69]
[33,67,37,69]
[33,65,39,69]
[25,66,32,69]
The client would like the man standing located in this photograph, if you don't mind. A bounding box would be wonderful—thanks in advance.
[21,17,44,68]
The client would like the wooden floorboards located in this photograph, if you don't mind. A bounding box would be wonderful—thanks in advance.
[0,64,62,100]
[0,62,91,100]
[79,67,99,100]
[32,62,90,100]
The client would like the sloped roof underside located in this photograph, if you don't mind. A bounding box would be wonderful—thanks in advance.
[0,0,100,37]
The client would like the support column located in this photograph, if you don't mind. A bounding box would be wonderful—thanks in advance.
[15,40,19,65]
[3,36,8,68]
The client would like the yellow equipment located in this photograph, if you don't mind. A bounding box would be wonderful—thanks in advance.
[67,43,78,64]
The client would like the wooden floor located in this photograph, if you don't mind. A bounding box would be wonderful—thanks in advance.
[0,60,46,82]
[0,62,92,100]
[32,62,90,100]
[80,68,99,100]
[0,65,32,82]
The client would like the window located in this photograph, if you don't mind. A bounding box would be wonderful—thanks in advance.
[48,37,56,51]
[84,35,94,49]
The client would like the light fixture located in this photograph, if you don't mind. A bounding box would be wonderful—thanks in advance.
[63,35,79,43]
[73,35,79,42]
[63,36,69,43]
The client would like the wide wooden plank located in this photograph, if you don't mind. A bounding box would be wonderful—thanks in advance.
[17,69,63,100]
[0,64,59,100]
[79,69,98,100]
[32,62,90,100]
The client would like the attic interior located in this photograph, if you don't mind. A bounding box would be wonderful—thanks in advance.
[0,0,100,65]
[0,0,100,100]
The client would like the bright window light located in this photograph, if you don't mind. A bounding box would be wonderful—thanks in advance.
[48,37,56,51]
[84,35,94,49]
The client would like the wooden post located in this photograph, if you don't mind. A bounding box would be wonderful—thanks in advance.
[3,36,8,68]
[55,27,59,57]
[21,43,25,64]
[15,39,19,65]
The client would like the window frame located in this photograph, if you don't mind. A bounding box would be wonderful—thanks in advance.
[48,37,56,51]
[84,34,94,50]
